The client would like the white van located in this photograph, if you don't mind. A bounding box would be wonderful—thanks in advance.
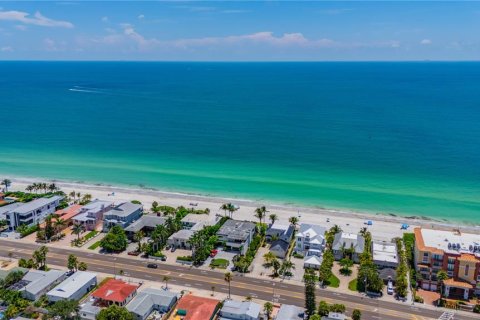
[387,281,394,295]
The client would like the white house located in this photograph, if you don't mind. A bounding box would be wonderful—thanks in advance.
[47,271,97,302]
[372,242,398,269]
[296,224,326,254]
[332,232,365,263]
[5,196,63,230]
[126,288,178,320]
[17,269,65,301]
[219,300,261,320]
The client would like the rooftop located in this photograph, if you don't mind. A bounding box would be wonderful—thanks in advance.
[105,202,142,218]
[181,213,216,225]
[174,294,219,320]
[219,300,261,319]
[169,229,194,241]
[415,227,480,257]
[47,271,96,299]
[217,220,256,241]
[20,269,65,296]
[125,215,166,232]
[372,242,398,264]
[298,224,326,242]
[332,232,365,253]
[80,200,114,213]
[12,196,63,214]
[0,202,23,215]
[92,278,138,303]
[275,304,304,320]
[54,204,83,221]
[127,287,177,316]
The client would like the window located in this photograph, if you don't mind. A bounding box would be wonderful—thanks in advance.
[422,252,429,263]
[447,264,454,271]
[464,264,469,276]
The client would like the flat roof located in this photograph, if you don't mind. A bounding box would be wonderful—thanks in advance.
[174,294,219,320]
[220,300,261,319]
[127,288,177,316]
[105,202,142,218]
[416,228,480,256]
[217,220,256,241]
[169,229,194,240]
[372,242,398,264]
[0,202,22,215]
[276,304,304,320]
[81,200,114,212]
[13,196,63,214]
[181,213,216,224]
[125,215,166,232]
[47,271,96,299]
[21,269,65,296]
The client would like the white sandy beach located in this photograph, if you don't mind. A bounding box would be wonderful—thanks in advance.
[6,177,480,241]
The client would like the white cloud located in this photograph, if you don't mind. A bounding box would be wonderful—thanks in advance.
[420,39,432,45]
[0,10,73,28]
[14,24,27,31]
[138,14,145,20]
[101,16,109,23]
[0,46,13,52]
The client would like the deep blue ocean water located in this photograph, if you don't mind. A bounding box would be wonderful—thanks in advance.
[1,61,480,222]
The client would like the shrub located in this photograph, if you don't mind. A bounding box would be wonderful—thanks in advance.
[473,304,480,313]
[177,256,193,262]
[88,241,101,250]
[293,252,304,259]
[414,295,424,303]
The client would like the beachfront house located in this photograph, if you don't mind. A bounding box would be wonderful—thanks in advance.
[168,229,194,250]
[72,200,114,231]
[126,287,178,320]
[102,202,143,232]
[5,196,63,230]
[125,215,166,239]
[266,222,295,243]
[15,269,66,301]
[414,227,480,299]
[296,223,326,254]
[332,232,365,263]
[168,213,219,249]
[216,220,256,255]
[47,271,97,302]
[372,242,399,269]
[52,204,83,228]
[218,299,261,320]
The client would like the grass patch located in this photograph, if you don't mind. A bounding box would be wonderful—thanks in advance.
[325,274,340,288]
[88,241,101,250]
[84,230,98,241]
[348,278,358,291]
[210,258,229,269]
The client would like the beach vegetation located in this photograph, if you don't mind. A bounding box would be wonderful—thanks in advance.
[269,213,278,225]
[220,203,238,218]
[1,179,11,192]
[100,225,128,252]
[254,206,268,224]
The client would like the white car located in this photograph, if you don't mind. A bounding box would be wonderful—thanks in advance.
[387,281,394,295]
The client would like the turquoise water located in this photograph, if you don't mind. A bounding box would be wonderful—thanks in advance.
[1,62,480,223]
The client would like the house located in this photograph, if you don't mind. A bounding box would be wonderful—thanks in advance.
[270,239,290,259]
[321,312,346,320]
[304,249,323,270]
[217,220,256,255]
[15,269,65,301]
[0,202,22,222]
[126,287,178,320]
[372,242,398,269]
[79,301,102,320]
[47,271,97,302]
[168,229,195,249]
[275,304,304,320]
[181,213,219,231]
[296,224,326,254]
[51,204,83,228]
[332,232,365,263]
[266,222,294,243]
[91,278,138,306]
[125,215,166,238]
[219,299,261,320]
[5,196,63,230]
[103,202,143,232]
[378,268,397,284]
[414,227,480,299]
[72,200,113,231]
[171,294,219,320]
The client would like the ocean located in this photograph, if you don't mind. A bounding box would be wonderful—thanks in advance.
[1,61,479,223]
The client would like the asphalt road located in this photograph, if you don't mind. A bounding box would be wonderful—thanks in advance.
[0,239,474,320]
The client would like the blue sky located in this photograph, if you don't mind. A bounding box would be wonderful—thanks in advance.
[0,1,479,61]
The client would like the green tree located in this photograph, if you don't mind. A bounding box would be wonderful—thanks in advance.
[263,302,273,319]
[54,216,66,234]
[269,214,278,225]
[1,179,11,192]
[220,203,238,219]
[78,262,88,271]
[67,254,78,271]
[100,225,128,252]
[318,300,329,316]
[224,272,233,299]
[48,299,80,320]
[352,309,362,320]
[280,260,295,279]
[33,245,48,270]
[133,230,144,252]
[44,214,55,240]
[437,270,449,298]
[339,257,353,275]
[309,315,321,320]
[304,268,317,318]
[151,201,160,214]
[96,305,133,320]
[254,206,268,224]
[329,304,345,313]
[288,216,299,228]
[72,223,84,241]
[48,183,58,193]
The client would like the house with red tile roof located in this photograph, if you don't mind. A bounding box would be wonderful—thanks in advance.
[92,279,138,307]
[170,294,219,320]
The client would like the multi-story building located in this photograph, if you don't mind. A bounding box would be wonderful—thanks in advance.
[72,200,114,231]
[296,223,326,254]
[217,220,256,255]
[332,232,365,263]
[5,196,63,230]
[414,227,480,299]
[102,202,143,232]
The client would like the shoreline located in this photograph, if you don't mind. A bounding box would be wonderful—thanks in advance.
[4,176,480,238]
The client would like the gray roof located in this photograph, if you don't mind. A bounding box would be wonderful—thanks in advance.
[217,220,256,241]
[125,215,166,232]
[13,196,63,214]
[126,288,177,316]
[276,304,304,320]
[168,229,194,241]
[270,239,290,253]
[332,232,365,254]
[80,200,113,213]
[219,300,261,319]
[379,268,397,281]
[0,202,23,215]
[105,202,142,218]
[47,271,96,299]
[298,224,326,245]
[21,269,64,297]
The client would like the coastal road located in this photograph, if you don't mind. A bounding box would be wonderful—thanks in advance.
[0,239,475,320]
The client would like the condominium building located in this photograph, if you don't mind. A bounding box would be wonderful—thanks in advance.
[5,196,63,230]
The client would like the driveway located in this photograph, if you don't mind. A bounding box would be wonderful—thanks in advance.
[203,249,237,271]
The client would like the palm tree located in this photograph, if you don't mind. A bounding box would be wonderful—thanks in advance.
[263,252,276,266]
[255,206,268,224]
[78,261,88,271]
[224,272,233,299]
[163,275,171,290]
[288,216,299,228]
[54,217,65,234]
[280,260,295,279]
[1,179,11,192]
[331,224,342,234]
[67,254,78,271]
[48,183,57,193]
[269,214,278,226]
[69,191,76,203]
[81,194,92,204]
[264,302,273,319]
[25,185,34,193]
[211,286,215,296]
[133,230,144,252]
[220,203,229,217]
[437,270,449,298]
[72,223,84,241]
[221,203,238,219]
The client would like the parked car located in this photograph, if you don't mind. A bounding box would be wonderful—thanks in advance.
[387,281,394,295]
[170,247,176,252]
[160,256,167,261]
[147,263,158,269]
[65,270,75,277]
[210,249,218,257]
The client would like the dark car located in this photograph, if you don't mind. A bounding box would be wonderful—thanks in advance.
[160,256,167,261]
[147,263,158,269]
[170,247,176,252]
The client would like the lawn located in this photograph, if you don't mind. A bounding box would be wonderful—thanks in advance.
[210,258,229,269]
[325,274,340,288]
[348,278,358,291]
[84,230,98,241]
[88,241,101,250]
